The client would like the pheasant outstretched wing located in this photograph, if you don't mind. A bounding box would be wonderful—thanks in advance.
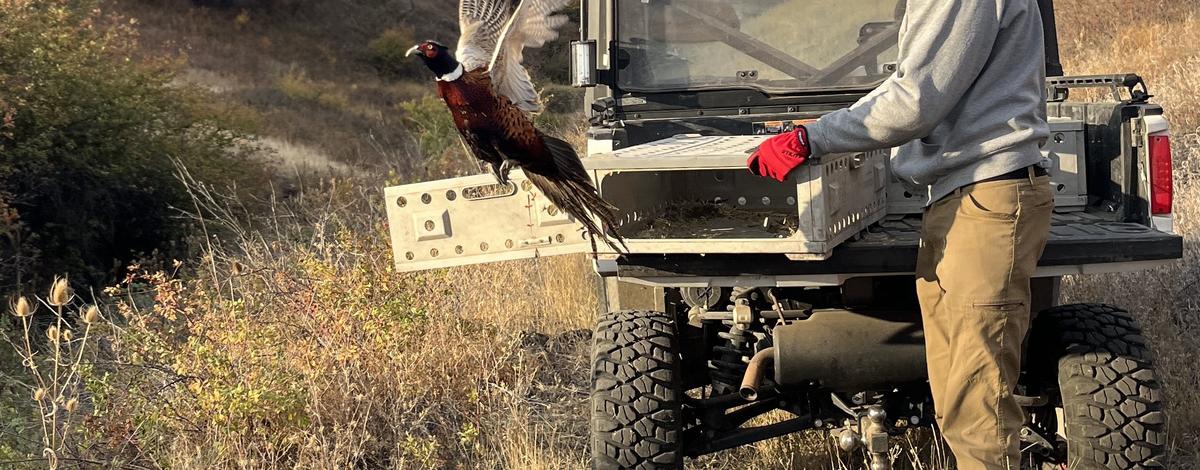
[456,0,517,73]
[488,0,572,113]
[457,0,572,113]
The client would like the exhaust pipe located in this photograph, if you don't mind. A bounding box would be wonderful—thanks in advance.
[774,310,926,392]
[739,347,775,401]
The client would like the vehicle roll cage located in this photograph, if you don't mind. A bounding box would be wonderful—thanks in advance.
[585,0,1064,97]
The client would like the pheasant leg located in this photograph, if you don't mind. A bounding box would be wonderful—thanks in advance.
[489,160,510,185]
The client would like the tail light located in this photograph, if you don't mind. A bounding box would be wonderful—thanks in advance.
[1148,133,1173,215]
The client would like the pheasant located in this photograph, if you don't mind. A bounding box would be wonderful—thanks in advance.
[406,0,625,251]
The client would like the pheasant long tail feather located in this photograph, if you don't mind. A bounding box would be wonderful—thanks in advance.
[525,136,628,252]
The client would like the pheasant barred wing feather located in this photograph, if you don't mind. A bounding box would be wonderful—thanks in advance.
[456,0,517,72]
[457,0,570,112]
[489,0,572,113]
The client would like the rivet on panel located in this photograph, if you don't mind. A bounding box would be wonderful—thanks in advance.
[405,252,415,260]
[397,196,408,208]
[761,197,771,205]
[446,190,457,201]
[430,248,439,257]
[556,234,565,243]
[424,220,435,231]
[455,245,464,254]
[421,193,432,204]
[521,181,534,192]
[480,242,489,252]
[505,239,514,249]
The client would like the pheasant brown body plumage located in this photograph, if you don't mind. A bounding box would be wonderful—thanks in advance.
[437,70,551,177]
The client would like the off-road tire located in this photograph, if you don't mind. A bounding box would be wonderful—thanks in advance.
[591,310,684,469]
[1029,304,1168,469]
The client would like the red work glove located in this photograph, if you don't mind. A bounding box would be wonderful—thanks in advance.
[747,127,811,182]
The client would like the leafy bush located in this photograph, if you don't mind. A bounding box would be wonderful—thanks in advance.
[368,28,422,78]
[398,95,479,178]
[0,1,262,289]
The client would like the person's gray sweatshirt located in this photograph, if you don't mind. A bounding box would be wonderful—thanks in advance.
[805,0,1049,205]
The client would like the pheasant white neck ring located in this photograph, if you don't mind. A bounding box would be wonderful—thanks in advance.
[438,64,464,82]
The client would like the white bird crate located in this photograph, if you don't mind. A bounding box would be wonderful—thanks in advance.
[587,135,888,260]
[383,135,888,272]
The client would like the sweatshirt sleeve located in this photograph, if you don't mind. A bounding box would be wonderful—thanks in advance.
[805,0,1002,156]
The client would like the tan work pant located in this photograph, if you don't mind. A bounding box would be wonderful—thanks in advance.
[916,168,1054,470]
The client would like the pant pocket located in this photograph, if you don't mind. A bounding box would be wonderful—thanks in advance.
[960,182,1020,221]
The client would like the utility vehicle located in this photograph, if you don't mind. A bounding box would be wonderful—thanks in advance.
[384,0,1181,468]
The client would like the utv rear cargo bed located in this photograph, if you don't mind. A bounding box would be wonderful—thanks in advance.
[614,212,1183,279]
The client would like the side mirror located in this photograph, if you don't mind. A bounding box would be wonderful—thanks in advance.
[570,40,598,88]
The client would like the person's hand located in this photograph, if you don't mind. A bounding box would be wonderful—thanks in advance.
[746,127,811,182]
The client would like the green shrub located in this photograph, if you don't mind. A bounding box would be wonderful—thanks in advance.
[398,95,476,178]
[367,28,421,78]
[0,1,263,289]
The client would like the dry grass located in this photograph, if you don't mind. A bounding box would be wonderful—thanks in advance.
[60,173,601,468]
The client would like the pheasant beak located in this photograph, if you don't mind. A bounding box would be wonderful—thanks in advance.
[405,45,421,58]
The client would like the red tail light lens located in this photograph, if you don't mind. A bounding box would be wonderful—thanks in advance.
[1148,134,1173,215]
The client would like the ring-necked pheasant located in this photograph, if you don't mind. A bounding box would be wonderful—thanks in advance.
[406,0,625,251]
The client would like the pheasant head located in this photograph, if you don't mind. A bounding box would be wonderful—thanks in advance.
[406,40,461,80]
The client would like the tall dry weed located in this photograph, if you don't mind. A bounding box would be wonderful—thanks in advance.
[1,279,106,469]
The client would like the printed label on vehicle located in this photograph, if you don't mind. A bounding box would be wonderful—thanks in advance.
[753,119,817,135]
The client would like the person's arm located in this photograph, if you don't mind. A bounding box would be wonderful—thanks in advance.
[805,0,1002,156]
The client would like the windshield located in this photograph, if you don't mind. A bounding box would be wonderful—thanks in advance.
[616,0,903,93]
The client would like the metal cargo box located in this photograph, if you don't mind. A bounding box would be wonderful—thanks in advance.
[886,118,1089,214]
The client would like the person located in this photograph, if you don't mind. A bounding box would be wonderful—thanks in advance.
[746,1,1054,469]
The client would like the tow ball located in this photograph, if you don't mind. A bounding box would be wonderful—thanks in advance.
[831,405,893,470]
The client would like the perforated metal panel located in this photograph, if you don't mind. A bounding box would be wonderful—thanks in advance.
[384,173,590,272]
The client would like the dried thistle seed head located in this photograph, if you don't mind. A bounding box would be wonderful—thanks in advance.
[33,388,46,401]
[46,325,59,342]
[82,305,101,324]
[49,276,71,306]
[231,261,244,276]
[61,329,73,342]
[65,398,78,413]
[12,296,32,317]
